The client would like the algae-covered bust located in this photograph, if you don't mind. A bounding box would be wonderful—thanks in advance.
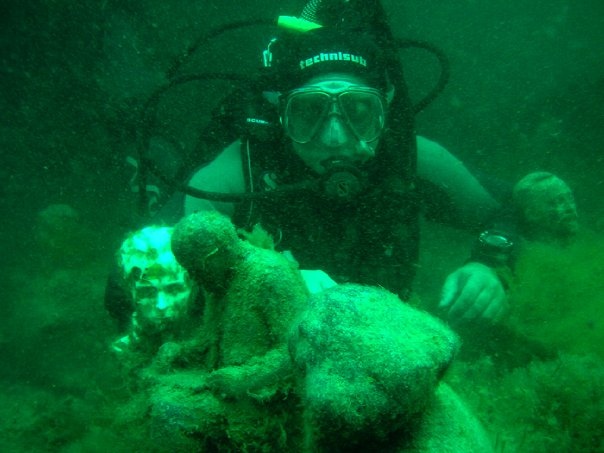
[513,172,579,245]
[111,226,197,356]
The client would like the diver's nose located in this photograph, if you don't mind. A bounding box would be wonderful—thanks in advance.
[317,115,351,148]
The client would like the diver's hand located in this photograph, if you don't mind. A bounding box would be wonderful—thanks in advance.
[300,269,338,294]
[439,262,508,322]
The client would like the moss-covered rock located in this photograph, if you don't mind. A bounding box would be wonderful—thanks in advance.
[289,284,488,451]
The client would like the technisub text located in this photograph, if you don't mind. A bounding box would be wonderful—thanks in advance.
[299,52,367,69]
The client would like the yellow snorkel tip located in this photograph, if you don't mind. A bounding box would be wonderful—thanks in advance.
[277,16,323,32]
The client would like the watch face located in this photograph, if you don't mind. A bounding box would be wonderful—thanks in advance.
[482,232,512,248]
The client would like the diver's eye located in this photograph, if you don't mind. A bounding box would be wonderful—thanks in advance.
[290,93,330,120]
[339,90,385,140]
[345,99,374,127]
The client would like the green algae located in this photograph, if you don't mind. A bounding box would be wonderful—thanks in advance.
[507,233,604,357]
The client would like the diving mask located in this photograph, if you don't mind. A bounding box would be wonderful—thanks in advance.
[281,86,386,144]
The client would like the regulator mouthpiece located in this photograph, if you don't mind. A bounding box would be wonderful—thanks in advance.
[320,160,364,200]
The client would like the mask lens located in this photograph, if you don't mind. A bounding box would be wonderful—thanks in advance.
[339,89,385,142]
[284,91,330,143]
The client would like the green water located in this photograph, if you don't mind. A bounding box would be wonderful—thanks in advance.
[1,1,603,451]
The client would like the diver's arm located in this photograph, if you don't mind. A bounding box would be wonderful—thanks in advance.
[416,136,499,230]
[416,136,515,322]
[184,140,245,218]
[416,136,518,263]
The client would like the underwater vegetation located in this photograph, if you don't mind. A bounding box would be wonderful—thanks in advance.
[448,353,604,453]
[507,233,604,358]
[446,231,604,452]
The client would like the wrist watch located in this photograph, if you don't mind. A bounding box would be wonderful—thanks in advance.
[475,230,514,267]
[479,230,513,249]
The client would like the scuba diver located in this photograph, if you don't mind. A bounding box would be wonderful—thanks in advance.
[107,0,516,327]
[183,3,511,322]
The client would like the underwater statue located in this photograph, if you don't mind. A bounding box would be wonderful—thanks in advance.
[513,171,579,246]
[147,211,310,450]
[123,211,492,452]
[110,226,199,360]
